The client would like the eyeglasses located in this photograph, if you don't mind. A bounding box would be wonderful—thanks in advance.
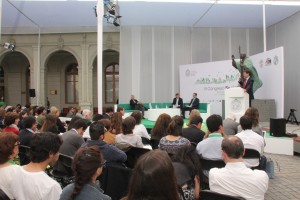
[100,160,107,168]
[14,141,20,146]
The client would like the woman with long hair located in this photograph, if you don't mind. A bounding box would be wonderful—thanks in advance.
[111,112,123,135]
[3,112,20,135]
[50,106,66,133]
[238,107,263,135]
[39,114,59,134]
[122,150,180,200]
[0,132,20,199]
[151,113,171,141]
[131,111,150,140]
[60,146,111,200]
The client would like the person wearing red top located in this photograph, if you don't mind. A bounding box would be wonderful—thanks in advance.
[3,112,19,135]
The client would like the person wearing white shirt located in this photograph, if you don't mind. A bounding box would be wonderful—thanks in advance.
[131,111,150,140]
[12,133,63,200]
[209,136,269,200]
[236,115,265,168]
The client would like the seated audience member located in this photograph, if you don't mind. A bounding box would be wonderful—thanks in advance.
[12,133,63,200]
[172,145,201,200]
[50,106,66,133]
[67,116,83,131]
[66,107,76,118]
[182,115,205,145]
[83,114,103,140]
[18,110,28,130]
[122,150,180,200]
[181,93,200,119]
[75,107,83,118]
[115,116,144,148]
[0,108,6,126]
[223,113,239,135]
[129,95,146,117]
[103,106,114,120]
[209,136,269,200]
[196,114,224,160]
[82,109,92,126]
[100,119,116,144]
[236,116,265,168]
[36,106,47,129]
[159,116,190,155]
[54,119,88,174]
[111,112,123,135]
[3,112,19,135]
[151,113,172,145]
[184,109,208,135]
[40,114,60,134]
[238,107,263,136]
[117,106,125,116]
[131,111,150,140]
[82,121,127,163]
[60,146,111,200]
[0,133,20,199]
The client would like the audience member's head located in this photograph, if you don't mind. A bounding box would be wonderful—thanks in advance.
[167,116,184,136]
[122,116,136,135]
[69,146,105,200]
[23,116,37,130]
[36,106,46,115]
[100,119,111,132]
[0,108,6,120]
[123,150,180,200]
[206,114,223,133]
[105,106,114,115]
[0,132,19,164]
[152,113,171,139]
[67,116,83,131]
[4,112,19,127]
[131,111,142,125]
[50,106,60,117]
[244,107,259,127]
[93,114,103,122]
[111,112,123,135]
[240,115,252,130]
[117,107,125,116]
[89,121,105,140]
[189,115,203,127]
[71,119,88,135]
[82,109,92,120]
[187,109,201,126]
[221,136,244,161]
[19,110,28,120]
[29,132,62,166]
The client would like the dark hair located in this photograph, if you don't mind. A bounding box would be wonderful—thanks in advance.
[167,116,183,136]
[89,121,105,140]
[68,116,83,131]
[175,93,179,96]
[124,150,180,200]
[222,136,244,159]
[206,114,223,133]
[172,145,202,182]
[244,107,259,127]
[111,112,123,135]
[6,107,16,113]
[23,116,36,129]
[40,114,58,133]
[122,116,136,135]
[93,114,103,121]
[240,115,252,130]
[69,146,104,200]
[100,119,111,131]
[244,69,251,76]
[105,106,114,113]
[72,119,88,131]
[19,110,28,120]
[152,113,171,140]
[117,107,124,112]
[36,106,46,115]
[29,132,62,163]
[4,112,19,127]
[0,108,6,120]
[189,115,203,126]
[0,132,19,164]
[131,111,142,125]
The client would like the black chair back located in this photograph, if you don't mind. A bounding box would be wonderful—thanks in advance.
[0,188,10,200]
[141,137,151,145]
[150,138,160,149]
[200,190,246,200]
[125,146,151,168]
[50,153,74,187]
[19,145,31,166]
[243,148,260,159]
[200,158,225,171]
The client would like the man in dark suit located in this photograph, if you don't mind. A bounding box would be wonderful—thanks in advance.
[239,69,254,107]
[103,106,114,120]
[182,115,205,145]
[130,95,145,117]
[182,93,200,118]
[171,93,183,109]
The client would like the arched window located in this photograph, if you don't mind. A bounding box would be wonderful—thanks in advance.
[65,63,78,104]
[105,63,119,104]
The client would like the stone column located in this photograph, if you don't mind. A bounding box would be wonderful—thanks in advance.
[80,44,92,110]
[32,45,41,106]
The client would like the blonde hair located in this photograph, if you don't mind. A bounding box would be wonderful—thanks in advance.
[50,106,59,115]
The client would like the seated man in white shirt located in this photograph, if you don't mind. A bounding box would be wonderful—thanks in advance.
[209,136,269,200]
[12,133,63,200]
[236,115,265,168]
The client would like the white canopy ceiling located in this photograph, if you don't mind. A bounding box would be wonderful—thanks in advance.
[2,0,300,34]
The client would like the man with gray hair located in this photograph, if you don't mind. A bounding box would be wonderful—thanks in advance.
[82,109,92,126]
[223,113,239,135]
[209,136,268,200]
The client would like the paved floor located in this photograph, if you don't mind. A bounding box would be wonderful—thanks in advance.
[265,153,300,200]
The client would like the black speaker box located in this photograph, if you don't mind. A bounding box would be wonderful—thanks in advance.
[270,118,286,137]
[29,89,36,98]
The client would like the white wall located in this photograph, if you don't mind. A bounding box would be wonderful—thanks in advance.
[119,26,264,104]
[267,11,300,118]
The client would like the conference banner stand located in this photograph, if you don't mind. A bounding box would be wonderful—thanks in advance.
[225,87,249,122]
